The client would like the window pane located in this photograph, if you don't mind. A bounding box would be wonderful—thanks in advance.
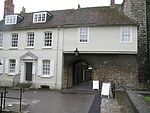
[12,33,18,47]
[44,32,52,47]
[80,28,88,42]
[5,15,17,25]
[42,60,50,75]
[27,33,34,47]
[0,34,3,47]
[33,12,47,23]
[121,27,132,43]
[9,59,16,73]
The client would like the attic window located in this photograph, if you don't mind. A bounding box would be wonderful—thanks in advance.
[5,15,23,25]
[33,12,47,23]
[5,15,17,25]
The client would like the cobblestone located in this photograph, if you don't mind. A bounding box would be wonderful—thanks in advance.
[101,97,121,113]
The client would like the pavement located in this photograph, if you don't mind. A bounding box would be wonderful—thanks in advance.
[1,89,122,113]
[2,89,96,113]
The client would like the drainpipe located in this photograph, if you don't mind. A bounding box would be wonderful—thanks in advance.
[61,28,65,89]
[55,26,61,89]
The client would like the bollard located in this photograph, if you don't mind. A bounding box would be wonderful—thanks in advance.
[0,92,3,113]
[111,81,116,99]
[19,88,23,112]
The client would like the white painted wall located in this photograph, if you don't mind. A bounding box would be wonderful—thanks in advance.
[0,28,63,89]
[63,26,137,54]
[0,25,137,89]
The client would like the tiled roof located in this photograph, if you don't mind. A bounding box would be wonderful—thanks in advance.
[0,6,137,31]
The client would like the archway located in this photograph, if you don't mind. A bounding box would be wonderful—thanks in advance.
[66,59,93,88]
[72,60,92,86]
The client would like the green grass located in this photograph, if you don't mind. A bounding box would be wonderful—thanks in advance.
[144,96,150,101]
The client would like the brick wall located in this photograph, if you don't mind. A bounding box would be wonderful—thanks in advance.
[3,0,14,18]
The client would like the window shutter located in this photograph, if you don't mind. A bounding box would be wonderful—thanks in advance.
[0,59,4,74]
[32,62,35,75]
[38,59,42,76]
[15,59,19,74]
[5,59,9,74]
[50,60,54,77]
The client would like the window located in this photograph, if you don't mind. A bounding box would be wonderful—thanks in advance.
[44,32,52,47]
[33,12,47,23]
[9,59,16,73]
[11,33,18,47]
[79,27,89,43]
[121,27,132,43]
[42,60,50,75]
[5,15,17,25]
[27,33,34,47]
[0,34,3,48]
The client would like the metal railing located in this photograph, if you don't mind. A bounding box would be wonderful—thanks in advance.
[0,87,23,113]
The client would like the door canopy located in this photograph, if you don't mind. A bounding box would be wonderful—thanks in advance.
[20,52,38,60]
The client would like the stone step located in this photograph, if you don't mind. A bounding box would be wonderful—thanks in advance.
[61,89,100,94]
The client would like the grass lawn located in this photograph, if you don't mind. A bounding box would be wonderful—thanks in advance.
[144,96,150,101]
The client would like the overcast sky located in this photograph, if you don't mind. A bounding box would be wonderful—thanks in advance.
[0,0,123,20]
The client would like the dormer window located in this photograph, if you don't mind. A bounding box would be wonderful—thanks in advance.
[33,12,52,23]
[5,14,23,25]
[5,15,17,25]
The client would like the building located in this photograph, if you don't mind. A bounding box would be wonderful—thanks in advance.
[121,0,150,83]
[0,0,138,89]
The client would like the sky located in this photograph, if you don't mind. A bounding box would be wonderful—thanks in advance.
[0,0,123,20]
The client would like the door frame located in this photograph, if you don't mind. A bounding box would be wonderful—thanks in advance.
[20,60,36,83]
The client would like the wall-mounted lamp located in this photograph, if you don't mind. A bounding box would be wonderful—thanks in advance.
[74,48,79,56]
[88,65,93,70]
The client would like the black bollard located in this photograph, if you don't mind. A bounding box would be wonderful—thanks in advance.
[0,92,3,113]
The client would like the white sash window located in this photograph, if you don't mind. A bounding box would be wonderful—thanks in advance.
[39,59,54,77]
[27,32,34,47]
[44,32,52,47]
[79,27,89,43]
[11,33,18,48]
[9,59,16,74]
[0,34,3,48]
[121,27,132,43]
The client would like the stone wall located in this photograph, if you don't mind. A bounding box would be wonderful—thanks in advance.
[63,54,138,90]
[122,0,148,81]
[90,55,138,90]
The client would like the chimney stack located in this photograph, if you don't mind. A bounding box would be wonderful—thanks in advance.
[3,0,14,19]
[20,7,26,16]
[110,0,115,8]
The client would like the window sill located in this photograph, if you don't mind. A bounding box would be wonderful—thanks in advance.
[40,75,51,78]
[25,47,34,49]
[120,42,133,44]
[9,47,18,50]
[42,46,52,49]
[79,42,89,44]
[8,73,16,76]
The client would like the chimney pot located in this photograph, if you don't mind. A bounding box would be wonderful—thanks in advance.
[20,7,26,15]
[110,0,115,8]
